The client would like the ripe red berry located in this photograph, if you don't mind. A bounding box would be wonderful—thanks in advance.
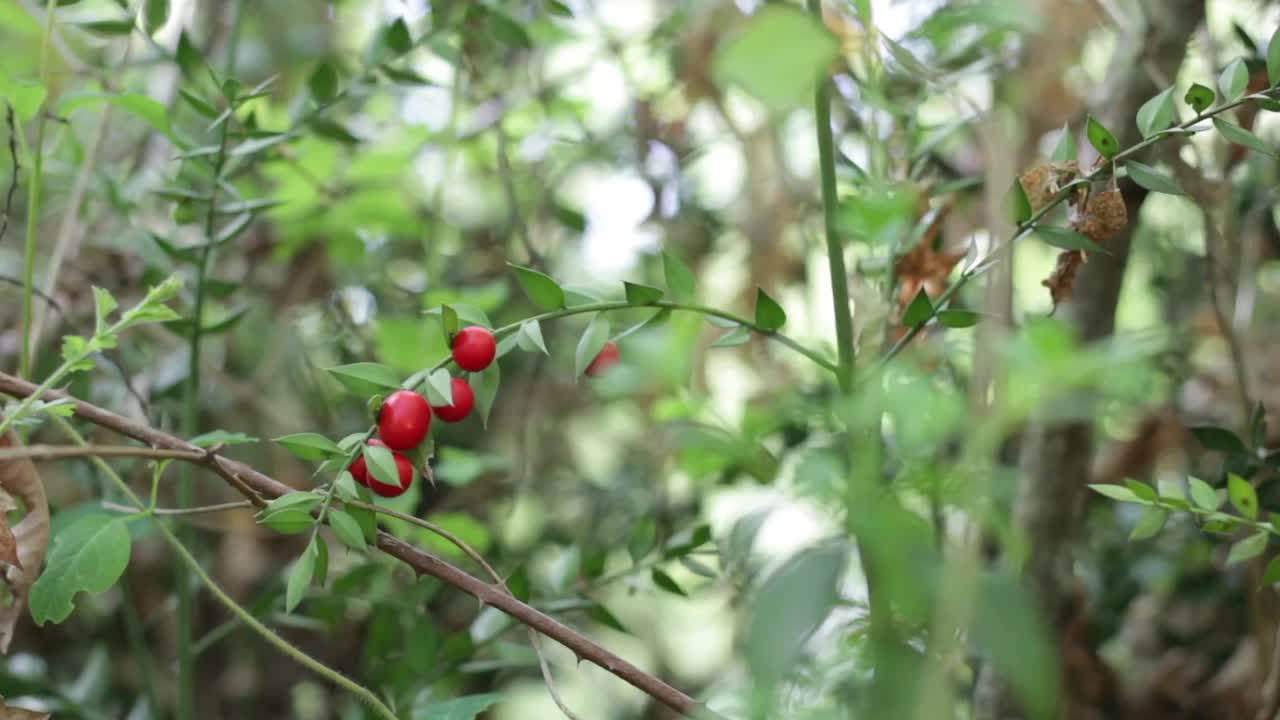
[432,377,475,423]
[348,439,414,497]
[585,341,621,377]
[378,390,431,451]
[452,326,496,372]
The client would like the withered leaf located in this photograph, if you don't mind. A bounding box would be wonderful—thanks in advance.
[1071,187,1127,244]
[1020,161,1080,212]
[0,433,50,654]
[1042,250,1087,308]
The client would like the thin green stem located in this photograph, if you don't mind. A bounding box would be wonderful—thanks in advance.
[47,417,402,720]
[869,87,1280,376]
[19,0,58,379]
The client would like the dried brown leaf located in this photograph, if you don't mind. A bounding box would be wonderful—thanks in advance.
[0,433,49,654]
[1071,187,1127,243]
[1020,161,1080,212]
[1042,250,1087,308]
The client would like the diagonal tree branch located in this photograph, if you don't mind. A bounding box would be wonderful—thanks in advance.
[0,370,724,720]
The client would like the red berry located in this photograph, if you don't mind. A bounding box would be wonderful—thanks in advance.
[452,326,496,372]
[432,377,475,423]
[348,439,414,497]
[585,341,621,377]
[378,390,431,451]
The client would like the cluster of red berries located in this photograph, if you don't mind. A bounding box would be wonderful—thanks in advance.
[349,326,497,497]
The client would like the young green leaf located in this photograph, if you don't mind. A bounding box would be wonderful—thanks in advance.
[188,430,257,448]
[473,362,501,429]
[440,304,460,338]
[1124,160,1184,195]
[711,325,752,348]
[1184,83,1216,113]
[30,514,132,625]
[1008,178,1032,224]
[902,288,934,328]
[144,0,169,34]
[175,31,204,76]
[753,288,787,331]
[1229,473,1259,520]
[1227,530,1269,566]
[574,314,611,378]
[1125,479,1158,502]
[92,287,117,335]
[1213,118,1275,157]
[425,368,454,406]
[285,540,319,612]
[1269,26,1280,86]
[273,433,342,461]
[628,516,657,564]
[77,18,137,36]
[711,4,839,115]
[1085,115,1119,158]
[411,694,501,720]
[1188,477,1222,511]
[623,281,663,305]
[1190,425,1248,454]
[1088,484,1144,503]
[937,309,979,328]
[364,444,402,491]
[662,251,696,302]
[746,543,845,685]
[328,509,367,552]
[1050,122,1077,162]
[651,568,688,596]
[326,363,402,395]
[262,491,323,515]
[385,17,412,55]
[1135,86,1176,138]
[1129,506,1167,541]
[258,508,315,534]
[587,603,629,633]
[508,263,565,310]
[1036,226,1107,253]
[517,320,549,355]
[1219,57,1249,101]
[309,61,340,104]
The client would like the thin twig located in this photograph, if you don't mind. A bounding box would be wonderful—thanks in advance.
[1,103,17,246]
[103,500,252,517]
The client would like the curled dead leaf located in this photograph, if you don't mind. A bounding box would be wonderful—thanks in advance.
[1020,161,1080,212]
[1043,250,1087,308]
[0,433,49,654]
[1071,187,1127,244]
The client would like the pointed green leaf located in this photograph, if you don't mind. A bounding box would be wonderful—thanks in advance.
[0,79,47,121]
[711,325,752,347]
[1229,473,1259,520]
[1051,123,1076,162]
[711,4,838,115]
[747,543,845,685]
[1219,57,1250,101]
[412,693,500,720]
[1136,86,1176,139]
[1035,225,1106,253]
[92,287,117,335]
[328,509,367,552]
[326,363,402,395]
[1264,555,1280,585]
[754,288,787,330]
[385,18,412,55]
[274,433,342,461]
[662,251,696,302]
[1188,477,1222,511]
[651,568,687,596]
[285,540,319,612]
[309,61,340,104]
[516,320,549,355]
[1184,83,1216,113]
[508,263,565,310]
[574,314,611,378]
[257,508,314,534]
[1088,484,1144,503]
[189,430,257,448]
[364,444,402,491]
[1227,530,1269,566]
[1190,425,1248,454]
[473,362,500,429]
[144,0,169,34]
[937,309,979,328]
[1125,480,1158,502]
[1085,115,1119,158]
[76,18,136,36]
[624,281,663,305]
[440,304,460,339]
[425,368,453,406]
[1009,178,1032,224]
[1124,160,1184,195]
[30,515,132,625]
[175,31,204,76]
[628,516,657,564]
[1269,27,1280,86]
[262,491,323,515]
[902,288,934,328]
[1213,118,1275,157]
[1129,506,1167,541]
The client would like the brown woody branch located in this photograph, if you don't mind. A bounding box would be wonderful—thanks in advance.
[0,370,723,720]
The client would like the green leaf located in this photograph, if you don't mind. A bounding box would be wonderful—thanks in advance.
[1184,83,1216,113]
[1228,531,1269,566]
[573,314,611,378]
[425,368,453,406]
[1190,425,1248,455]
[1269,27,1280,87]
[440,304,460,338]
[143,0,169,34]
[328,509,367,552]
[1085,115,1119,158]
[662,251,696,302]
[473,362,500,429]
[665,524,712,557]
[1188,477,1222,511]
[364,444,403,491]
[753,288,787,331]
[385,18,412,55]
[712,4,838,115]
[1124,160,1184,195]
[411,692,500,720]
[258,508,315,534]
[1125,480,1158,502]
[489,10,532,48]
[309,61,340,104]
[937,309,979,328]
[92,287,118,335]
[274,433,343,461]
[0,78,47,121]
[516,320,549,355]
[189,430,257,448]
[1088,484,1145,504]
[1229,473,1259,520]
[1008,178,1032,224]
[1050,122,1076,162]
[1035,225,1106,253]
[1213,118,1275,157]
[1129,506,1167,541]
[1263,555,1280,586]
[902,288,934,328]
[628,517,657,564]
[1219,57,1250,101]
[262,491,323,515]
[508,263,565,310]
[30,514,132,625]
[333,471,360,502]
[1136,86,1176,138]
[747,543,845,685]
[76,18,135,36]
[973,572,1058,719]
[623,281,663,305]
[678,556,717,578]
[586,603,629,633]
[651,568,687,596]
[711,325,752,348]
[62,93,170,138]
[175,31,204,76]
[326,363,402,396]
[285,540,319,612]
